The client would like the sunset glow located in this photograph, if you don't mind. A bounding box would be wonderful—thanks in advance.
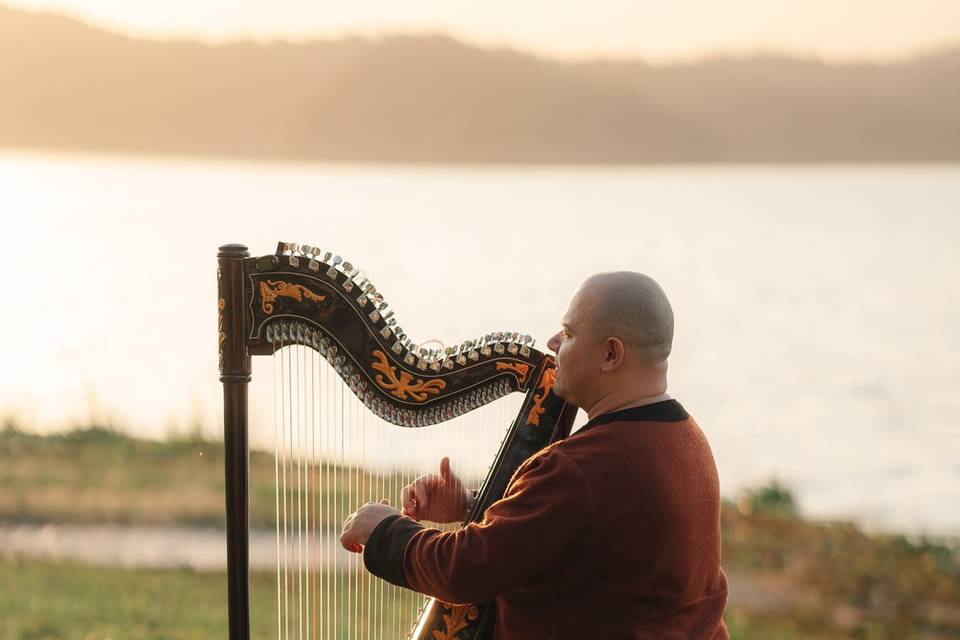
[5,0,960,61]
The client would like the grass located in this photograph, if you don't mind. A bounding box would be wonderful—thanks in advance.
[0,558,429,640]
[0,426,407,528]
[722,506,960,638]
[5,557,954,640]
[0,426,231,526]
[1,557,242,640]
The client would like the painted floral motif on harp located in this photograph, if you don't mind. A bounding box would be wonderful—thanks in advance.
[433,603,479,640]
[526,364,556,426]
[371,350,446,402]
[495,361,530,385]
[259,280,326,314]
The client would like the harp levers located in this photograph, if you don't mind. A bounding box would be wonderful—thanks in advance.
[218,242,576,640]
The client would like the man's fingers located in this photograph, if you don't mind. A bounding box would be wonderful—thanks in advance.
[401,486,419,519]
[340,535,362,553]
[439,456,451,483]
[414,481,429,516]
[339,525,355,551]
[380,498,391,506]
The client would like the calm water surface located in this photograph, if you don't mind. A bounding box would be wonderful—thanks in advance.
[1,152,958,537]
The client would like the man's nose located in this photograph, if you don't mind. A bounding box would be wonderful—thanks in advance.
[546,332,560,353]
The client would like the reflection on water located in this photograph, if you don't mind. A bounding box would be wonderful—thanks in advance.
[1,152,958,536]
[0,523,289,570]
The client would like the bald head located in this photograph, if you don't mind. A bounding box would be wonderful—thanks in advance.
[579,272,674,364]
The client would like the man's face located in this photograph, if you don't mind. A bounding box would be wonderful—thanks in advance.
[546,285,599,407]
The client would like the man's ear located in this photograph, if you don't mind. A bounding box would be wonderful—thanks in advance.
[600,337,625,372]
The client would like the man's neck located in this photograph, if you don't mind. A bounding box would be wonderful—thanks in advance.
[585,391,672,421]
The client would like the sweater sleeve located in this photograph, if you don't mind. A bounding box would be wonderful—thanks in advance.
[400,448,592,605]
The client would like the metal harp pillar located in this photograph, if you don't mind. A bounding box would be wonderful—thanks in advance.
[218,243,252,640]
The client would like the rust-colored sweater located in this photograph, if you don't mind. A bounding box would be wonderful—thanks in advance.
[365,400,729,639]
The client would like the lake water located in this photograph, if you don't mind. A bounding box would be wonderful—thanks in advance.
[1,151,958,537]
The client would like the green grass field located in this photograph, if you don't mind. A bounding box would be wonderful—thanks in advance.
[0,426,411,529]
[1,559,427,640]
[5,557,953,640]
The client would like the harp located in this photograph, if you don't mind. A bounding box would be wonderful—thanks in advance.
[218,242,577,640]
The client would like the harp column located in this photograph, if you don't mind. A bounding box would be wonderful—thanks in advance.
[218,244,252,640]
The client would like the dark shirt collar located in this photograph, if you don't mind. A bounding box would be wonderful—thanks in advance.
[579,399,689,433]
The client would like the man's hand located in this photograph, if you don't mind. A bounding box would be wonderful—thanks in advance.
[401,456,473,523]
[340,499,399,553]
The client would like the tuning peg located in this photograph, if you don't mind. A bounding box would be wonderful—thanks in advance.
[369,303,387,322]
[326,255,342,279]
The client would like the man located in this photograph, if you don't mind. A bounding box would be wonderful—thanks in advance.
[341,272,729,639]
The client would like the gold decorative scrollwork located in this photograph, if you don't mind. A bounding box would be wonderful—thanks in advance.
[495,361,530,385]
[218,297,226,372]
[526,364,556,426]
[432,603,479,640]
[259,280,326,314]
[371,350,446,402]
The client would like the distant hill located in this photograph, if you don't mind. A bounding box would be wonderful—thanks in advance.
[1,5,958,163]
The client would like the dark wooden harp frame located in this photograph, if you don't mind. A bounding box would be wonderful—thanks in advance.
[218,242,577,639]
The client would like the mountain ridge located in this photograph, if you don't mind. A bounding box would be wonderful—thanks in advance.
[2,5,958,163]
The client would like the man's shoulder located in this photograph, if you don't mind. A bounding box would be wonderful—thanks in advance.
[510,440,592,491]
[549,410,704,471]
[519,439,579,473]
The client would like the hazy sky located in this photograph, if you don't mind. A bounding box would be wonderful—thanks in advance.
[8,0,960,61]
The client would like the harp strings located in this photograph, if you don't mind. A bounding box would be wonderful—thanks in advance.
[270,343,524,639]
[273,341,282,640]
